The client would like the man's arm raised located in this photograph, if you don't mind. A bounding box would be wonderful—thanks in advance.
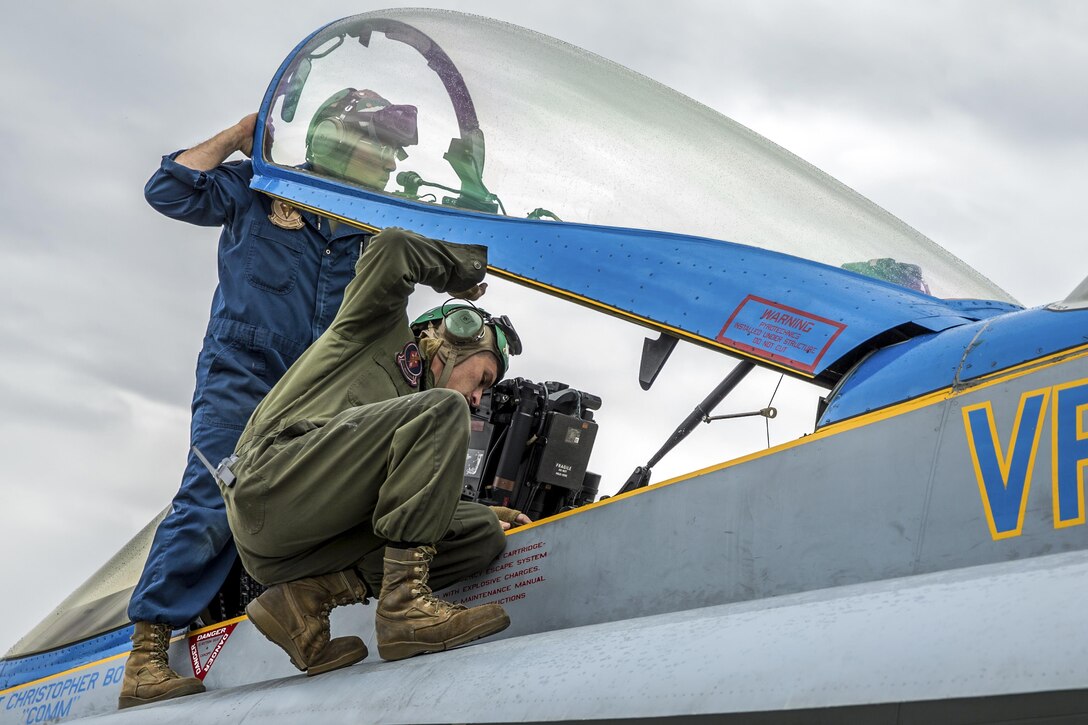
[332,228,488,343]
[175,113,257,171]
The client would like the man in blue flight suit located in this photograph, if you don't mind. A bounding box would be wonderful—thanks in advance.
[119,88,418,709]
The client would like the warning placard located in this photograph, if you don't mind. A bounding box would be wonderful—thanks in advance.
[717,295,845,373]
[188,623,238,680]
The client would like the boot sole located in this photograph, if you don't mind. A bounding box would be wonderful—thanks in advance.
[306,646,368,677]
[377,612,511,661]
[246,598,307,671]
[247,599,368,675]
[117,680,205,709]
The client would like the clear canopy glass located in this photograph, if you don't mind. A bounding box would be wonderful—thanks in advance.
[265,9,1014,303]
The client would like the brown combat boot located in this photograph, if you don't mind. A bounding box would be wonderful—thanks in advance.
[375,545,510,661]
[245,569,369,676]
[117,622,205,709]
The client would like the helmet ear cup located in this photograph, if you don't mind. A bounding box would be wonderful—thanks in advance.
[411,302,514,382]
[442,307,484,344]
[309,117,347,173]
[311,118,344,154]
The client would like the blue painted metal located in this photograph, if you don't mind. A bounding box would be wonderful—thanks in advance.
[253,20,334,153]
[246,11,1026,384]
[250,175,1018,383]
[960,307,1088,378]
[819,306,1088,426]
[0,627,132,691]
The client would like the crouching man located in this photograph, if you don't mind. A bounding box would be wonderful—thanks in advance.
[221,226,527,674]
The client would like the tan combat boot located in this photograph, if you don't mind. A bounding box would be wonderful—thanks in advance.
[375,545,510,661]
[117,622,205,709]
[246,569,369,676]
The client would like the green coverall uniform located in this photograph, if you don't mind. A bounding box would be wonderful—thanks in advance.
[222,227,505,592]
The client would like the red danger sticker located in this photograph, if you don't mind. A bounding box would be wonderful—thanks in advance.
[716,296,845,373]
[188,623,238,680]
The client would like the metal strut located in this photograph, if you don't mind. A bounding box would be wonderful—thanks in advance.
[618,360,756,494]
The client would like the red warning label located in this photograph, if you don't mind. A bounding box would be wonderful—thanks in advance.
[445,541,551,607]
[717,295,845,373]
[188,623,238,680]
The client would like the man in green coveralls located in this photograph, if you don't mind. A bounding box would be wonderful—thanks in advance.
[221,226,527,674]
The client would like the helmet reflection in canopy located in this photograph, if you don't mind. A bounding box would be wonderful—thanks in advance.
[305,88,419,191]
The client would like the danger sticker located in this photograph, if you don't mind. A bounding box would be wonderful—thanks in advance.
[188,623,238,680]
[717,296,845,373]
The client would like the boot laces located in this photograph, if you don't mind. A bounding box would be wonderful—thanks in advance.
[313,604,334,649]
[410,565,465,613]
[314,578,368,647]
[148,625,178,678]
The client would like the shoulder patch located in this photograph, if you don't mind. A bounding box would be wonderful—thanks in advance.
[396,342,424,388]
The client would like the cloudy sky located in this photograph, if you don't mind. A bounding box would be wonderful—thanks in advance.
[1,1,1085,655]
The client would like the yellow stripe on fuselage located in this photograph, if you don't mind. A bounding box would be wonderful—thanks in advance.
[257,194,808,378]
[5,345,1084,689]
[487,267,807,378]
[0,616,248,696]
[507,341,1088,535]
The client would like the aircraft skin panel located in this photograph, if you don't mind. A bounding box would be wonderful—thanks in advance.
[0,340,1011,684]
[441,347,1083,618]
[820,307,1088,426]
[9,10,1077,723]
[251,175,1011,384]
[921,365,1087,558]
[3,348,1086,722]
[0,627,131,693]
[44,551,1088,724]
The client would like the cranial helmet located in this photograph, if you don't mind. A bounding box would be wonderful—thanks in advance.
[305,88,418,186]
[411,302,522,386]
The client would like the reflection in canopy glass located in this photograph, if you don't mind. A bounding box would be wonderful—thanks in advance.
[264,10,1012,303]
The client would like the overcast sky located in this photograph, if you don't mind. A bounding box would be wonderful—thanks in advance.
[1,1,1085,656]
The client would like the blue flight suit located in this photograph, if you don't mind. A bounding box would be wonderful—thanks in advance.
[128,152,371,626]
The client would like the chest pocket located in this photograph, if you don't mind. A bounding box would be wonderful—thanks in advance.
[245,227,305,295]
[346,354,399,406]
[345,353,410,406]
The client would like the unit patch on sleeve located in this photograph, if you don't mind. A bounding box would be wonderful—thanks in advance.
[396,342,424,387]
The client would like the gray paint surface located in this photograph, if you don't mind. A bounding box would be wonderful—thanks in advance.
[4,348,1085,722]
[80,550,1088,723]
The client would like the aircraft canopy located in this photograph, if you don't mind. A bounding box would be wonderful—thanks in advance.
[258,9,1013,304]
